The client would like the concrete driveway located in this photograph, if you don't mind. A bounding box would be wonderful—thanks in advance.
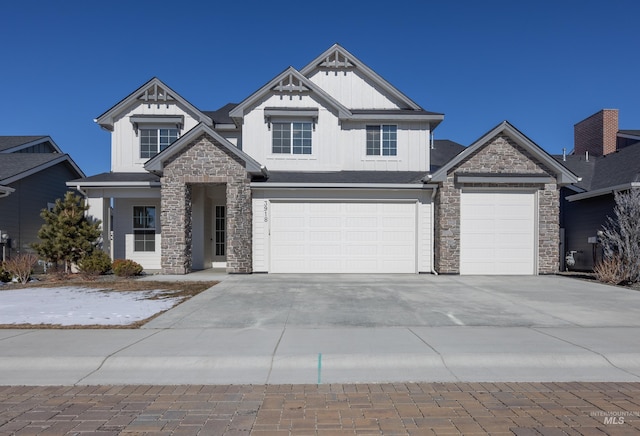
[144,274,640,329]
[3,274,640,385]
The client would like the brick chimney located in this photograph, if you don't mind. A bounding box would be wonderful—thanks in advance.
[574,109,619,156]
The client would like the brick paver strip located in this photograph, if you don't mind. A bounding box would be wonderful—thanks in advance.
[0,383,639,435]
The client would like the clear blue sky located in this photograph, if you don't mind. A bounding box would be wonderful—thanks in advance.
[2,0,639,176]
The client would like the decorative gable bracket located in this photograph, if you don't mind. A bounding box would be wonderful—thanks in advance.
[272,72,311,99]
[138,82,176,108]
[317,49,355,75]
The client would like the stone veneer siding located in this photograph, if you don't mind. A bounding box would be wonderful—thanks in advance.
[160,133,252,274]
[435,134,560,274]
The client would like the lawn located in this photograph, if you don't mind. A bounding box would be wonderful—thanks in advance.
[0,277,216,328]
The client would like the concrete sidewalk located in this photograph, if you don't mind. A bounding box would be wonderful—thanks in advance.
[2,274,640,385]
[1,325,639,385]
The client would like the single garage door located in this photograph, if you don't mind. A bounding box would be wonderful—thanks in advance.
[460,190,536,275]
[270,201,416,273]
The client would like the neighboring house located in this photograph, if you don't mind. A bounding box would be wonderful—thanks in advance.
[69,44,579,275]
[0,136,85,258]
[557,109,640,271]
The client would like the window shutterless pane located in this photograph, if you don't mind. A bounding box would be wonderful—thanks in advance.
[272,123,291,153]
[292,122,312,154]
[382,125,397,156]
[140,128,179,158]
[366,125,381,155]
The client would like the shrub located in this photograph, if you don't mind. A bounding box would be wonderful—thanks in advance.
[0,265,11,283]
[2,253,39,284]
[599,189,640,284]
[78,250,112,279]
[594,257,623,285]
[112,259,143,277]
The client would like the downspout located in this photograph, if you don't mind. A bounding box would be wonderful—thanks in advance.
[425,176,438,275]
[430,187,438,275]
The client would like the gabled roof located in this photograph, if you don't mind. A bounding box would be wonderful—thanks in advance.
[203,103,238,126]
[229,67,352,120]
[0,153,85,185]
[0,136,61,153]
[300,44,424,111]
[144,123,266,177]
[430,121,580,185]
[95,77,213,131]
[430,139,466,172]
[562,142,640,201]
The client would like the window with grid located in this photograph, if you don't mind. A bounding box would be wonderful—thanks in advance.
[133,206,156,252]
[366,125,397,156]
[140,128,179,159]
[215,206,226,257]
[272,122,312,154]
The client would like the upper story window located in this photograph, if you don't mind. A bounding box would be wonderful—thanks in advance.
[366,125,397,156]
[272,122,312,155]
[140,128,179,159]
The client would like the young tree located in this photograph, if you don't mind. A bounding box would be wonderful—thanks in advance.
[598,188,640,284]
[32,191,102,273]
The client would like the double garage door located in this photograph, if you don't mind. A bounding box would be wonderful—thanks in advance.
[269,201,416,273]
[460,190,536,275]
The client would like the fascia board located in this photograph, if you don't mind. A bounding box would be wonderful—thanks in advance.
[66,181,161,188]
[566,182,640,202]
[144,123,266,176]
[250,182,434,190]
[95,77,213,129]
[1,155,83,185]
[349,113,444,122]
[229,67,352,120]
[300,44,422,111]
[456,175,554,184]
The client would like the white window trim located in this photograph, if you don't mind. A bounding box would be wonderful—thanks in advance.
[365,124,398,158]
[132,205,156,252]
[139,125,180,159]
[269,120,315,158]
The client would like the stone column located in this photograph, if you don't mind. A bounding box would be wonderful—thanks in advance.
[161,179,192,274]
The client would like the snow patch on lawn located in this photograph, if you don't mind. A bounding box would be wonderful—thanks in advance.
[0,287,184,326]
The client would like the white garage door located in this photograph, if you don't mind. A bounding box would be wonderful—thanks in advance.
[270,201,416,273]
[460,191,536,275]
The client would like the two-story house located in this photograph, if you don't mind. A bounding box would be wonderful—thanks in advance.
[1,136,85,259]
[69,44,579,275]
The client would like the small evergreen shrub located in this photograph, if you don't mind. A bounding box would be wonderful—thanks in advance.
[112,259,143,277]
[78,251,112,279]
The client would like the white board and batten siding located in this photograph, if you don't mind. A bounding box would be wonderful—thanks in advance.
[252,189,432,274]
[112,197,162,270]
[460,190,537,275]
[306,69,402,109]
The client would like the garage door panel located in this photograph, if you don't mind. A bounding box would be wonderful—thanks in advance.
[461,191,535,275]
[270,201,416,273]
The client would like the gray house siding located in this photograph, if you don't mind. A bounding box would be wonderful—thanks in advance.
[0,162,80,257]
[560,190,615,271]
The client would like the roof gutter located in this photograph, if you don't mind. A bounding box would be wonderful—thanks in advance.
[66,181,161,188]
[250,182,439,190]
[566,182,640,202]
